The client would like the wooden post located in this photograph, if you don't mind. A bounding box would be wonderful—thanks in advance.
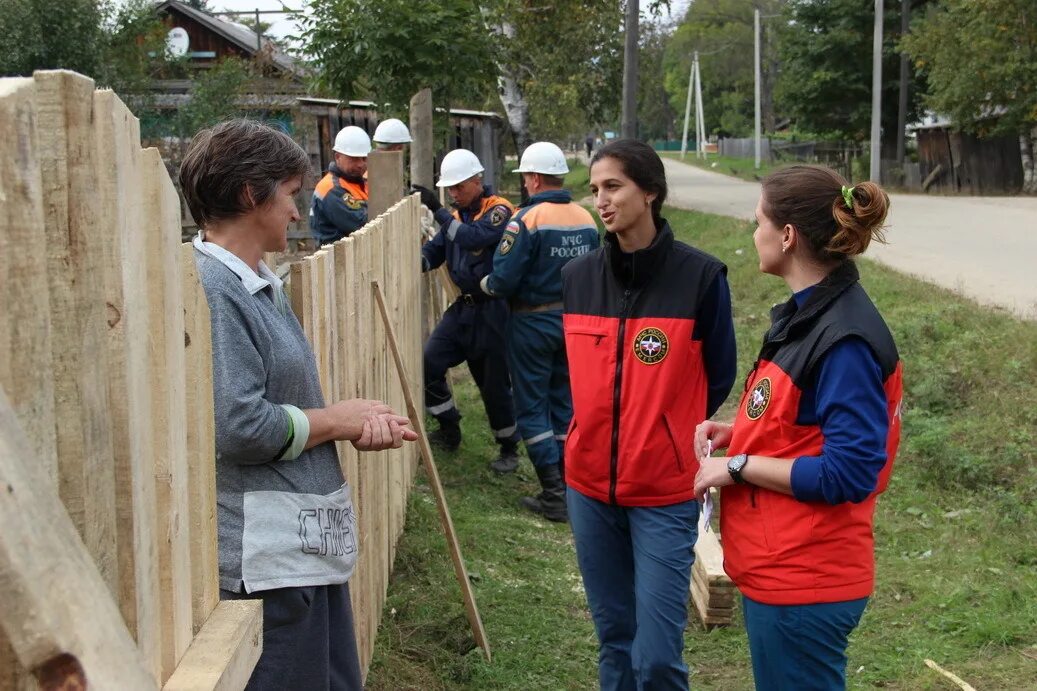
[372,281,491,661]
[35,69,119,595]
[93,88,163,681]
[0,389,157,690]
[142,147,194,681]
[409,88,434,189]
[367,149,405,218]
[162,601,263,691]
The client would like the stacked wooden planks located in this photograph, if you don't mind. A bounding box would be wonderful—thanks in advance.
[691,493,737,628]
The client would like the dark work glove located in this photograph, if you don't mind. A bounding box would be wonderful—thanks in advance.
[411,185,442,213]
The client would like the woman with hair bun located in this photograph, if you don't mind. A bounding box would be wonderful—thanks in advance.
[694,165,903,690]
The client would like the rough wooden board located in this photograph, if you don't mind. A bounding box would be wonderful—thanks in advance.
[181,244,220,635]
[368,149,405,218]
[35,69,119,596]
[409,89,434,190]
[0,389,156,689]
[692,566,736,609]
[162,601,262,691]
[0,72,58,691]
[142,147,194,681]
[93,88,163,682]
[693,527,730,585]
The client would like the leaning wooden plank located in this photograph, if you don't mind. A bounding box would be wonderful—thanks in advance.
[93,88,163,681]
[142,147,194,680]
[181,243,220,634]
[35,69,119,595]
[373,281,492,662]
[162,601,262,691]
[0,388,157,689]
[0,73,59,691]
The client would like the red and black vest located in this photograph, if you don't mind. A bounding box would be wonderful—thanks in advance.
[722,261,903,605]
[562,225,725,506]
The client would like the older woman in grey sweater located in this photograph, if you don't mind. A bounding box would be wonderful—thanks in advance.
[179,119,417,690]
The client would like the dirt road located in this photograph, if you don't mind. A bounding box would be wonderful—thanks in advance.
[661,157,1037,319]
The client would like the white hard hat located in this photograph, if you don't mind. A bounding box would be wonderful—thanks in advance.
[436,148,484,187]
[333,126,372,157]
[513,141,569,175]
[373,118,412,144]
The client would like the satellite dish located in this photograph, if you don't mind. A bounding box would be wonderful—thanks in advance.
[167,27,190,58]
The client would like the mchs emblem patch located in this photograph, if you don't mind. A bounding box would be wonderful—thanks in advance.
[633,327,668,365]
[745,377,771,420]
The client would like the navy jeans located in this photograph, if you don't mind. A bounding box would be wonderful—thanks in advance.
[568,488,699,691]
[742,595,869,691]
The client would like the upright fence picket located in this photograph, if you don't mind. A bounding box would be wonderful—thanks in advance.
[0,72,262,689]
[284,196,425,679]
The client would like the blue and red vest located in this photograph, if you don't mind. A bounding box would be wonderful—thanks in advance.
[722,261,903,605]
[562,225,727,506]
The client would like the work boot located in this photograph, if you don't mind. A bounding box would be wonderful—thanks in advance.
[427,421,461,451]
[489,444,520,474]
[520,464,568,522]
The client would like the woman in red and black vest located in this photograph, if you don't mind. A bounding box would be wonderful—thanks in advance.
[694,166,903,691]
[562,140,736,689]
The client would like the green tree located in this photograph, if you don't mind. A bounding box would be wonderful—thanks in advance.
[902,0,1037,138]
[776,0,926,148]
[662,0,774,138]
[0,0,105,77]
[639,20,678,140]
[295,0,497,111]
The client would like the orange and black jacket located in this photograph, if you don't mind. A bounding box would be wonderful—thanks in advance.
[561,223,736,506]
[309,163,369,245]
[722,260,903,606]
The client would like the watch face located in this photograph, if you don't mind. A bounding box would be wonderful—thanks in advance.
[729,454,747,473]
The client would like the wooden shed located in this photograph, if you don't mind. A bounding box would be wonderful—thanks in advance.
[913,119,1024,195]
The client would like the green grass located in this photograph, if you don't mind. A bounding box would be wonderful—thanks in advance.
[659,152,784,183]
[365,207,1037,690]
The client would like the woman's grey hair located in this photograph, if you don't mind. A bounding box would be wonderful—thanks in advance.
[178,119,312,227]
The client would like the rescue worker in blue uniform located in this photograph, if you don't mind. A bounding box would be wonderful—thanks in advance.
[309,126,371,246]
[413,148,522,467]
[479,142,600,522]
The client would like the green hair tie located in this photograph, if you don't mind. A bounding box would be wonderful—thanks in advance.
[841,185,855,210]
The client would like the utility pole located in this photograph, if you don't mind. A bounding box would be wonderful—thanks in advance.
[870,0,884,182]
[896,0,910,166]
[680,59,694,160]
[621,0,640,139]
[695,53,706,159]
[754,8,762,169]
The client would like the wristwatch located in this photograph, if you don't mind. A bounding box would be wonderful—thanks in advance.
[727,454,749,484]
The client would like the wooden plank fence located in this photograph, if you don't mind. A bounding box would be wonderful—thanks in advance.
[0,71,431,688]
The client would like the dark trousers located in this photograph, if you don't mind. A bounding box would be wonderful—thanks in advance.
[743,595,869,691]
[507,311,571,468]
[221,582,362,691]
[423,299,518,446]
[568,488,699,691]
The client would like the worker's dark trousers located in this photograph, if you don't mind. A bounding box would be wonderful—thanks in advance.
[423,297,519,447]
[220,582,362,690]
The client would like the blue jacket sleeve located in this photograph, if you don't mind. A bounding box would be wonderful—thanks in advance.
[484,219,534,297]
[693,271,736,417]
[319,192,367,238]
[421,225,447,272]
[434,204,512,251]
[790,337,889,504]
